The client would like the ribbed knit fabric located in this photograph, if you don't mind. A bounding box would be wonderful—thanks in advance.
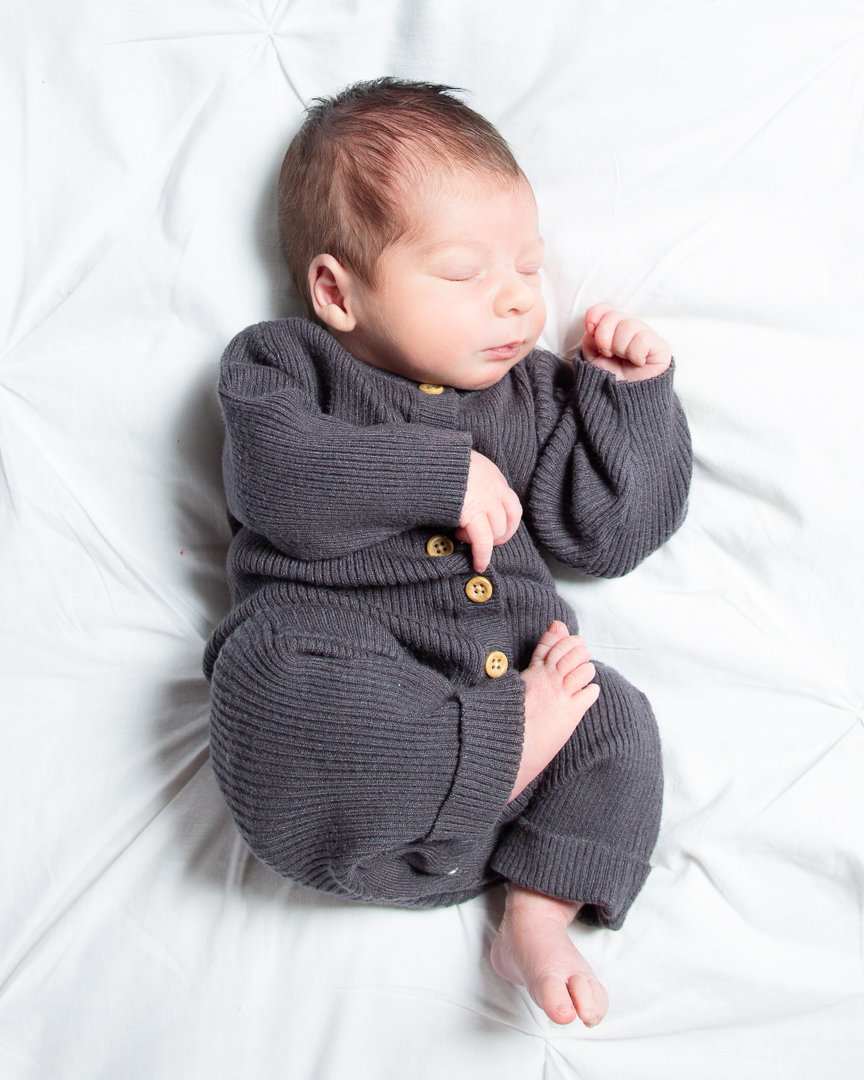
[205,318,692,927]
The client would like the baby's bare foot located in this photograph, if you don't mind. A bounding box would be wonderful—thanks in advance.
[510,621,600,800]
[490,884,609,1027]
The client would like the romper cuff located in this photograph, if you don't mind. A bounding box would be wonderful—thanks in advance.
[489,822,652,930]
[425,673,525,842]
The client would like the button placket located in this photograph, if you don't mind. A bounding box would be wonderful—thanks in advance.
[454,575,510,682]
[411,381,458,430]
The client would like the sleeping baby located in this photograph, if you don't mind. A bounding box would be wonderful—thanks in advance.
[204,78,692,1028]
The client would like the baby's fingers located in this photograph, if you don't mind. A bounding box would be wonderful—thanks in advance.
[462,515,495,573]
[486,501,508,545]
[584,302,615,335]
[611,323,669,367]
[600,316,644,361]
[555,642,592,677]
[611,325,651,366]
[496,486,523,546]
[544,634,589,669]
[527,621,572,665]
[590,308,626,357]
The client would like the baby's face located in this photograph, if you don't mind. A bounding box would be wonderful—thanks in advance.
[336,175,546,390]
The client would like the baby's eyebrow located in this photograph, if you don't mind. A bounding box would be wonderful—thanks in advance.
[418,237,545,257]
[418,239,490,255]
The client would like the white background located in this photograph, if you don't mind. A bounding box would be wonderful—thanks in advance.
[1,2,862,1076]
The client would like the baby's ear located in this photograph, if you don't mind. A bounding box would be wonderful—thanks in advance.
[308,254,357,332]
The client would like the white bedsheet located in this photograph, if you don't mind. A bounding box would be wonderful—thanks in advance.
[2,2,863,1076]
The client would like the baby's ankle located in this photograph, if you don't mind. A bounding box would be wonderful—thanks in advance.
[505,883,582,926]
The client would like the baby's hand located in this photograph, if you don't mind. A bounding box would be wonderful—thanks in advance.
[455,451,522,572]
[580,304,672,382]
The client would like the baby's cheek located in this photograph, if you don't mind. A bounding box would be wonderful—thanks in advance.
[531,292,548,338]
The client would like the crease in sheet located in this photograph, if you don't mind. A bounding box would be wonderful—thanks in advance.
[0,386,207,639]
[561,159,623,346]
[266,31,307,111]
[729,31,864,158]
[752,714,864,818]
[3,38,267,360]
[328,982,551,1040]
[0,746,211,999]
[542,1044,585,1078]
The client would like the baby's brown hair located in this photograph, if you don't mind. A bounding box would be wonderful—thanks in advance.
[278,77,525,317]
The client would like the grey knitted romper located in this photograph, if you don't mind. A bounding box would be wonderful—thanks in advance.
[204,319,692,929]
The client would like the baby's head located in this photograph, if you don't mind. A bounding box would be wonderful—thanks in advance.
[278,78,546,390]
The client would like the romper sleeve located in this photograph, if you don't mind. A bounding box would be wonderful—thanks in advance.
[219,322,473,560]
[524,350,692,577]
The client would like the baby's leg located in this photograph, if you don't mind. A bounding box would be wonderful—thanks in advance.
[208,600,527,906]
[490,635,663,1025]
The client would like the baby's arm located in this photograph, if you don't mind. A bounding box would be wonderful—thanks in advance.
[525,312,692,578]
[219,322,473,559]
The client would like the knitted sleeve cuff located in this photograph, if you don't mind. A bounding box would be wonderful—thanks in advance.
[570,355,677,424]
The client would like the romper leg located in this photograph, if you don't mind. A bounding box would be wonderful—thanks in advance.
[208,603,525,908]
[489,661,663,929]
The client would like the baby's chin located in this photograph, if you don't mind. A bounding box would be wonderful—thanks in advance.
[445,352,532,391]
[457,373,510,391]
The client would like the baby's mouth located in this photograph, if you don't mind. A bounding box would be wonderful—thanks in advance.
[483,341,524,360]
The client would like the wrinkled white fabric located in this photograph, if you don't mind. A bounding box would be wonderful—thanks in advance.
[1,2,862,1077]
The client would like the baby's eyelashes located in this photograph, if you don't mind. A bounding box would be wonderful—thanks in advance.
[437,260,542,281]
[442,268,482,281]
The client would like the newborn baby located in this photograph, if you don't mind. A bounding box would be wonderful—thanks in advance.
[204,78,692,1027]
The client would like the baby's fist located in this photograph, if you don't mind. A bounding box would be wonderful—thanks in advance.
[581,304,671,381]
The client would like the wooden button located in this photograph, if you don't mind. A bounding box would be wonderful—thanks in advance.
[418,382,444,395]
[465,576,493,603]
[426,534,454,557]
[485,651,508,678]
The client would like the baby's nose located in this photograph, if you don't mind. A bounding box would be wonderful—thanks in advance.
[494,273,535,317]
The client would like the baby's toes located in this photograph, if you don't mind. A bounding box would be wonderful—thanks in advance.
[567,973,608,1028]
[542,634,586,675]
[534,974,578,1025]
[562,661,596,695]
[542,621,571,647]
[566,682,600,717]
[528,621,571,665]
[554,643,591,680]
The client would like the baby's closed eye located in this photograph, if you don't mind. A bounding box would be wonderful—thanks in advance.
[441,267,482,281]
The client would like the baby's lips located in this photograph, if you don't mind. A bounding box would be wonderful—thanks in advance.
[483,341,524,359]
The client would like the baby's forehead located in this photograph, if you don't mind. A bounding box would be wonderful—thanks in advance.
[394,157,526,200]
[393,165,534,229]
